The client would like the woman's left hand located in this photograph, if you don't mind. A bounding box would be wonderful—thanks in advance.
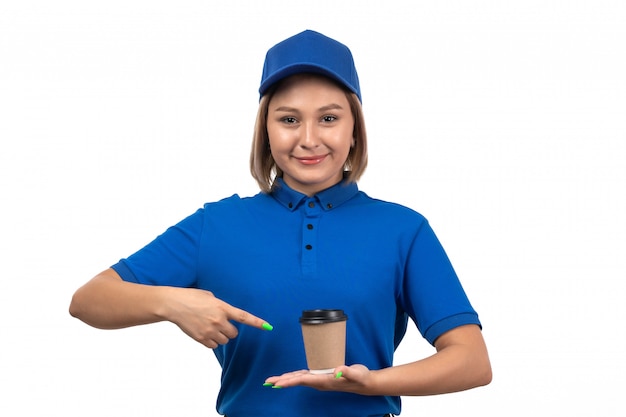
[264,364,374,394]
[264,325,492,396]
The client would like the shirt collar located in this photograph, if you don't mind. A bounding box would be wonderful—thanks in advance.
[271,177,359,212]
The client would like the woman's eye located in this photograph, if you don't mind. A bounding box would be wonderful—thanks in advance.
[322,115,337,122]
[282,117,298,124]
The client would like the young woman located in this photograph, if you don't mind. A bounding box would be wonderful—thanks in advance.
[70,29,491,417]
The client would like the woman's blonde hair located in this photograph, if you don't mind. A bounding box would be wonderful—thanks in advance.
[249,79,368,193]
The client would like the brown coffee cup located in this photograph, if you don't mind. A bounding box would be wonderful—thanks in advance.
[299,309,348,374]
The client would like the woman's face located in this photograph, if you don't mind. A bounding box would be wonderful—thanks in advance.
[267,74,355,196]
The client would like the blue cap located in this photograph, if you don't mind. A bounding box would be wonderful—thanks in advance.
[259,30,362,102]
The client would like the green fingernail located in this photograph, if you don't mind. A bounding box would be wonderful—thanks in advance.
[262,322,273,331]
[335,371,343,379]
[263,382,274,387]
[271,385,282,389]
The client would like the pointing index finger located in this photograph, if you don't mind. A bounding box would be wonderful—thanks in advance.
[228,305,273,331]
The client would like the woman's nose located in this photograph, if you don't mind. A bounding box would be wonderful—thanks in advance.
[299,123,320,148]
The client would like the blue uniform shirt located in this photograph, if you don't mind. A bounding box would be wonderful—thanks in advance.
[112,178,481,417]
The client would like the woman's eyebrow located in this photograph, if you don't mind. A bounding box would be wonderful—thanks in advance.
[272,103,344,113]
[273,106,299,112]
[318,103,344,112]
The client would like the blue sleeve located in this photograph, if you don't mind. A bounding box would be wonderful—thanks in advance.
[111,207,205,288]
[401,220,481,345]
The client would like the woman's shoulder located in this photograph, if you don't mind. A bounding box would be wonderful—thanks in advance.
[356,191,427,220]
[346,191,431,235]
[201,191,269,206]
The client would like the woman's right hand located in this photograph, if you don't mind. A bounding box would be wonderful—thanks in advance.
[162,285,272,349]
[69,268,272,349]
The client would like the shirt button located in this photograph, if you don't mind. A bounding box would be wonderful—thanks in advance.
[307,224,313,230]
[305,244,313,250]
[288,202,293,208]
[308,202,315,208]
[326,203,333,209]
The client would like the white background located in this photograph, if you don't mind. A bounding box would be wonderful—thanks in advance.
[1,1,624,415]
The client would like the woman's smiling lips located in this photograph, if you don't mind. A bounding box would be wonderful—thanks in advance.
[294,155,328,165]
